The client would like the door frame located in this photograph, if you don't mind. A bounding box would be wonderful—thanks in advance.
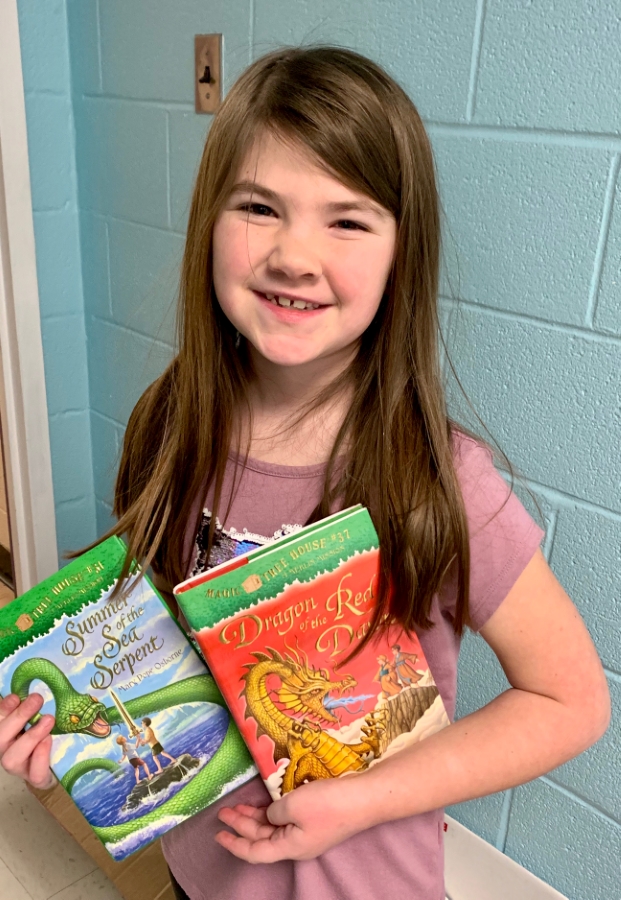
[0,0,59,592]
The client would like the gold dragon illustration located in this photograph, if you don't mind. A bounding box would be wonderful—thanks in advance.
[241,647,386,794]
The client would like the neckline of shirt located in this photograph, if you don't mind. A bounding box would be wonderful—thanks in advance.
[227,450,329,478]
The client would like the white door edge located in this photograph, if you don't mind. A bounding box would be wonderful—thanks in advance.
[444,815,568,900]
[0,0,59,592]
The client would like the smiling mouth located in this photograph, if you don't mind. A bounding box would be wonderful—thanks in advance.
[256,291,326,312]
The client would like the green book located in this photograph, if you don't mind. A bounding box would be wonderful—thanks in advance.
[0,537,256,860]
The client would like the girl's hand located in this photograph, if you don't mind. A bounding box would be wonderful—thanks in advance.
[0,693,57,789]
[216,775,372,863]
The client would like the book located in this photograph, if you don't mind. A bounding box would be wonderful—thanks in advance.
[0,536,256,861]
[174,506,450,800]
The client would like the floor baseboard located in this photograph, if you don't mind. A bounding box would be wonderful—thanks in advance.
[444,816,568,900]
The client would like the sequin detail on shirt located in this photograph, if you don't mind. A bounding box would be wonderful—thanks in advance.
[191,509,303,575]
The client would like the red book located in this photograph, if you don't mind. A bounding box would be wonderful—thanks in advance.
[175,506,449,799]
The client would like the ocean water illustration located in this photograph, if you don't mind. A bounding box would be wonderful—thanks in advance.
[75,704,229,828]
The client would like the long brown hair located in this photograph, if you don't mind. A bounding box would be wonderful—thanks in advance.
[109,46,471,643]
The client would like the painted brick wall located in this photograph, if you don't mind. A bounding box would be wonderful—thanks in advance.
[16,0,96,557]
[61,2,619,897]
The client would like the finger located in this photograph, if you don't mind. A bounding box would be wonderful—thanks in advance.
[217,806,276,841]
[0,695,46,756]
[215,829,299,864]
[229,804,271,824]
[1,715,55,777]
[0,695,21,720]
[28,736,56,790]
[0,693,44,746]
[265,797,293,827]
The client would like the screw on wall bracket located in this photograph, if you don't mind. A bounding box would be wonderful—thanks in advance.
[195,35,221,114]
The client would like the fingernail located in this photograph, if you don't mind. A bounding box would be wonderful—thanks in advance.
[40,715,55,727]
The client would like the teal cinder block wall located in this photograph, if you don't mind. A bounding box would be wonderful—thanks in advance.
[16,0,96,557]
[16,1,620,896]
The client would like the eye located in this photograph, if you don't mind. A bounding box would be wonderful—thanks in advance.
[70,715,80,724]
[89,696,98,704]
[334,219,368,232]
[238,202,275,217]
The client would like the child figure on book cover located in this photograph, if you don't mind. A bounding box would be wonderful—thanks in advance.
[140,717,178,772]
[117,734,152,784]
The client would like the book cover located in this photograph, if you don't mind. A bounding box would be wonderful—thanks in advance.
[175,507,450,800]
[0,537,256,861]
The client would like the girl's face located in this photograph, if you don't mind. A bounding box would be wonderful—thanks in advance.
[212,132,397,376]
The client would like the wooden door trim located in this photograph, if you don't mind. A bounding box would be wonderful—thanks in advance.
[0,0,59,592]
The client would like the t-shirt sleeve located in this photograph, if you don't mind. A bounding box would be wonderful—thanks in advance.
[453,435,545,631]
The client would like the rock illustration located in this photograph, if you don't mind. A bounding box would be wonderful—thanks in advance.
[122,753,201,811]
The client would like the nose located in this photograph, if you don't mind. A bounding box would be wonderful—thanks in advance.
[266,226,322,282]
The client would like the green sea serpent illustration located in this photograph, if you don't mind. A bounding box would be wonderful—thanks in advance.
[10,658,251,847]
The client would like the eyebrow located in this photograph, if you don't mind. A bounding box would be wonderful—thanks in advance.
[230,181,391,219]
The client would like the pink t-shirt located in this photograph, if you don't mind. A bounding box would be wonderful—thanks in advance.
[162,434,544,900]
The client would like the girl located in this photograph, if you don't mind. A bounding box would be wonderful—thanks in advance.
[0,47,610,900]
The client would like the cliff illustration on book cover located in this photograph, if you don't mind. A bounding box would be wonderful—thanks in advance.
[0,537,255,860]
[176,507,450,801]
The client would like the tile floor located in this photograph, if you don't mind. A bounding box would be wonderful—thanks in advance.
[0,751,122,899]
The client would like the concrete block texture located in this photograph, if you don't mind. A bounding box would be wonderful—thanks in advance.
[66,0,102,96]
[549,506,621,672]
[90,410,121,509]
[253,0,478,122]
[549,678,620,822]
[445,305,621,514]
[22,93,75,211]
[48,410,95,506]
[73,97,169,229]
[433,137,610,324]
[80,212,112,319]
[88,319,173,425]
[168,110,211,231]
[474,0,621,134]
[32,209,84,317]
[504,779,621,900]
[40,316,90,417]
[56,496,98,559]
[595,161,621,336]
[108,219,183,343]
[17,0,70,94]
[19,0,97,556]
[98,0,251,101]
[96,499,116,541]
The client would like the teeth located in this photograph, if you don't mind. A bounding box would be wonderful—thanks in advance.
[263,292,320,311]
